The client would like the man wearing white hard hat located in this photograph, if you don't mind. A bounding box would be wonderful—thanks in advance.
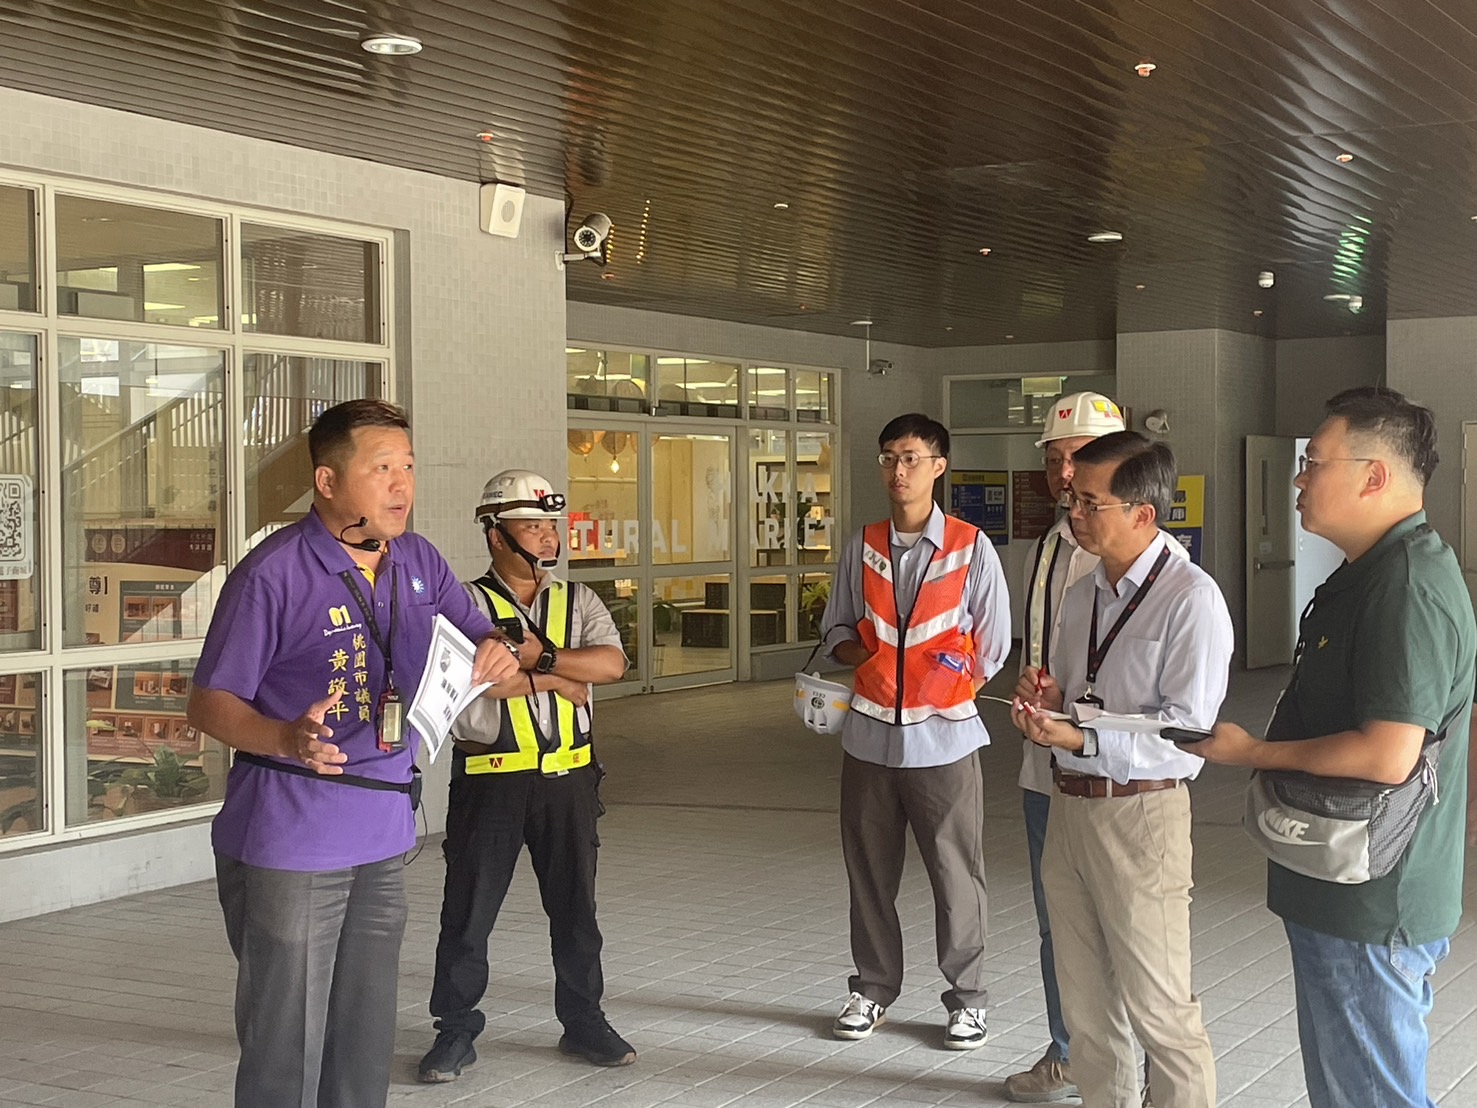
[1005,393,1186,1104]
[418,469,632,1082]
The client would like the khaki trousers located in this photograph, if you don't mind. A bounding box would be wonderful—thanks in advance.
[840,751,990,1011]
[1041,784,1215,1108]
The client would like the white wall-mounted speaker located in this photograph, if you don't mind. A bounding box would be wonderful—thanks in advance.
[479,183,526,238]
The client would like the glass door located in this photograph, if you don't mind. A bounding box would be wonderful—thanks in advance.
[649,427,736,690]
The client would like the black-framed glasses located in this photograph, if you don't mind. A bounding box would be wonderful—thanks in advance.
[878,451,943,470]
[1297,455,1375,475]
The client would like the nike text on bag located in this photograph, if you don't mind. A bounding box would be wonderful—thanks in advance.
[1242,739,1443,884]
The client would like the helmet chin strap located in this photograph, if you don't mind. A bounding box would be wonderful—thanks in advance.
[495,519,561,571]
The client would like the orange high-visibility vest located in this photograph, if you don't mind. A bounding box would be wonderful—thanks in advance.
[853,517,980,725]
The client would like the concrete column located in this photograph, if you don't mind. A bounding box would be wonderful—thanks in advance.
[1116,329,1275,658]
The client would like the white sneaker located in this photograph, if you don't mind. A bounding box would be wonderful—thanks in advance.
[944,1006,988,1049]
[832,992,886,1040]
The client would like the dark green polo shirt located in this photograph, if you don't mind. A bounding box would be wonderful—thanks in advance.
[1265,512,1475,945]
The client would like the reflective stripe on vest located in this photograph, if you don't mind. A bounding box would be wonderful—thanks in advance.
[463,579,586,775]
[853,517,980,725]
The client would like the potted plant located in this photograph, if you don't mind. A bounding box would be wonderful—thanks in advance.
[89,748,210,818]
[800,578,831,640]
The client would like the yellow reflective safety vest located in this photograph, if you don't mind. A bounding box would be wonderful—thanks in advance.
[460,577,592,777]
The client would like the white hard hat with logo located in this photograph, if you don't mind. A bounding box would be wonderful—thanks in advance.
[793,671,853,735]
[474,469,568,521]
[1035,392,1126,447]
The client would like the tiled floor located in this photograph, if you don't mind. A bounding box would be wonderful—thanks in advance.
[1,664,1474,1107]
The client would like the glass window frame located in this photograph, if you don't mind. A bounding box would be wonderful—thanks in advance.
[0,172,395,853]
[567,346,842,692]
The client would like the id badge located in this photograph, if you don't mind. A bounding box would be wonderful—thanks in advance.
[377,689,406,753]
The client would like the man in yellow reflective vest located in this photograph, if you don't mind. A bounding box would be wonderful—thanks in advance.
[418,469,631,1082]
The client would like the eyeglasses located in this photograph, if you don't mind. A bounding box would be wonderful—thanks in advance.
[878,451,943,469]
[1067,494,1140,514]
[1297,455,1375,475]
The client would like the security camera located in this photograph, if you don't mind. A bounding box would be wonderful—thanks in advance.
[868,359,893,376]
[573,213,612,254]
[1257,271,1275,289]
[557,213,613,270]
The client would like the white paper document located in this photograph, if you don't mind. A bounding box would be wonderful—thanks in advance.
[408,615,492,763]
[980,695,1180,734]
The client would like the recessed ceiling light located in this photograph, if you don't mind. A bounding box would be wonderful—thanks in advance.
[1334,152,1354,163]
[1134,60,1157,77]
[978,247,992,256]
[1087,230,1124,243]
[773,202,789,210]
[361,33,422,55]
[1005,334,1016,341]
[1134,283,1146,290]
[945,326,954,331]
[1323,293,1352,302]
[850,319,873,326]
[1253,309,1263,317]
[475,131,495,143]
[600,272,614,280]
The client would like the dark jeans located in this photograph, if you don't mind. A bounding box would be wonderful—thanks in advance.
[216,854,407,1108]
[430,764,605,1037]
[1024,787,1070,1062]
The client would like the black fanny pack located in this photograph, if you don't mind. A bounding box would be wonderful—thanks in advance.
[236,751,423,811]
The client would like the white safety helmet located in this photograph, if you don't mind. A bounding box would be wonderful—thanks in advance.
[1035,392,1126,447]
[474,469,568,522]
[793,671,853,735]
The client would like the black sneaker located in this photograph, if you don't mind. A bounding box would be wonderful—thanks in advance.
[418,1030,476,1083]
[559,1017,637,1067]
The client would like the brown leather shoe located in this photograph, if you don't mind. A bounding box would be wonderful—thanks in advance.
[1003,1051,1078,1103]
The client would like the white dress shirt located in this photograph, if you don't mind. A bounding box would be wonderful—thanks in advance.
[1018,518,1192,792]
[1050,532,1233,785]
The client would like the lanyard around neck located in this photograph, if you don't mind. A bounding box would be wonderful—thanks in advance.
[1086,544,1172,685]
[340,563,399,686]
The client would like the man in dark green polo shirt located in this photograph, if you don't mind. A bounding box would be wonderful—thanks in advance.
[1195,386,1474,1108]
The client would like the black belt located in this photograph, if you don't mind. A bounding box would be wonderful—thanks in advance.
[236,751,422,810]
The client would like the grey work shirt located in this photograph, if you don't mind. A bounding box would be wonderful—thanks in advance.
[821,503,1011,768]
[452,565,626,743]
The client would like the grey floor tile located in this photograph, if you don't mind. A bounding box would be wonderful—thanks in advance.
[1,668,1473,1108]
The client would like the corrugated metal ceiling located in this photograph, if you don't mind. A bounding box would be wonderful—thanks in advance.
[3,0,1477,346]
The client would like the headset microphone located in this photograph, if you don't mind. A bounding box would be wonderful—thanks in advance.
[338,517,382,553]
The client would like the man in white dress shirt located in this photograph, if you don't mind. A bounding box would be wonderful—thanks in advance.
[1013,432,1230,1108]
[1007,394,1187,1104]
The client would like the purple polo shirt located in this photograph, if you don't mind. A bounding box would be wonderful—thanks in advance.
[196,507,493,871]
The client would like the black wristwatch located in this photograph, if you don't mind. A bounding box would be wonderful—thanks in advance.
[536,643,558,674]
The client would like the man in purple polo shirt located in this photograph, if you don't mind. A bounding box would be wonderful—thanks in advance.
[187,399,521,1108]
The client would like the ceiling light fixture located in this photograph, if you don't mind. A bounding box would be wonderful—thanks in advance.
[1134,60,1157,77]
[1334,151,1354,163]
[978,247,992,256]
[361,33,422,55]
[1087,230,1124,243]
[1253,309,1264,317]
[1322,293,1352,302]
[1005,334,1016,341]
[475,131,495,143]
[1134,283,1146,290]
[1257,270,1275,288]
[773,202,789,210]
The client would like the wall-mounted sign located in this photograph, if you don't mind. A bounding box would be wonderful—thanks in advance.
[1012,470,1058,540]
[1164,475,1205,564]
[0,475,34,579]
[950,470,1009,546]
